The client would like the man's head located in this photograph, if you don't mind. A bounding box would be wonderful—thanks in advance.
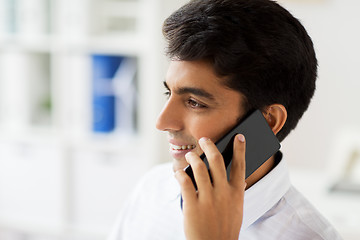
[157,0,317,171]
[161,0,317,141]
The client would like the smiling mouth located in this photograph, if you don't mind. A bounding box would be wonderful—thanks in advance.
[170,143,196,150]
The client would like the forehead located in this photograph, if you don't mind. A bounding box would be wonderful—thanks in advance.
[166,60,227,92]
[165,60,245,108]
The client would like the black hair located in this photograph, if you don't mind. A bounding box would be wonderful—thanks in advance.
[162,0,317,141]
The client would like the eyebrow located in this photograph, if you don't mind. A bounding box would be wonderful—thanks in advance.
[163,81,216,101]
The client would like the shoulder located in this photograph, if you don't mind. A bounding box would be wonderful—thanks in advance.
[109,163,177,225]
[142,162,174,179]
[273,187,342,240]
[108,162,184,240]
[128,162,178,202]
[136,162,174,188]
[107,162,181,240]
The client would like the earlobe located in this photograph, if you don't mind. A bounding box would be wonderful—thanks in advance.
[262,104,287,135]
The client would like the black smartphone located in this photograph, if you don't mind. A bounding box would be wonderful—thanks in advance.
[184,109,281,190]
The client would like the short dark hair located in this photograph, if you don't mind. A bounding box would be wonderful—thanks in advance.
[162,0,317,141]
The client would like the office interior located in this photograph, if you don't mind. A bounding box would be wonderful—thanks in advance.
[0,0,359,239]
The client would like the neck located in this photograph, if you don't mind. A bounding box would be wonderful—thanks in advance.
[245,155,276,190]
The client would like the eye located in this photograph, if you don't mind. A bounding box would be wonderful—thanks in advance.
[187,99,207,109]
[164,91,171,98]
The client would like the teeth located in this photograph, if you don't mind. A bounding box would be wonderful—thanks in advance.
[170,143,195,150]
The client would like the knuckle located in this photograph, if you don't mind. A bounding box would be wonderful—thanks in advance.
[210,151,223,161]
[179,175,192,186]
[201,196,215,208]
[214,189,230,203]
[185,152,196,161]
[191,161,206,171]
[232,186,245,196]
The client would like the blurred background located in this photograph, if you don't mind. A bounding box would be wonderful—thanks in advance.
[0,0,359,239]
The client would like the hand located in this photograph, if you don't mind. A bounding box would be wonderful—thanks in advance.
[175,134,247,240]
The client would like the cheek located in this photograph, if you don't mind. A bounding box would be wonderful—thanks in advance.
[190,124,212,140]
[189,115,238,143]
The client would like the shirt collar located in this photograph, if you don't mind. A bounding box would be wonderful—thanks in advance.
[241,152,291,230]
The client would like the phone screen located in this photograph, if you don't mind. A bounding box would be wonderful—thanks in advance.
[184,109,281,190]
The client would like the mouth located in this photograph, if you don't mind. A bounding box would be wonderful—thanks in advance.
[169,143,196,151]
[168,142,196,160]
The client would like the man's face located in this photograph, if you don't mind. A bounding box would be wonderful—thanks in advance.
[156,60,246,172]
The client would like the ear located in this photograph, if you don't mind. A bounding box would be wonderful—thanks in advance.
[262,104,287,135]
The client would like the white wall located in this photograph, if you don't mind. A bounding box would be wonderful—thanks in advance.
[276,0,360,169]
[275,2,360,238]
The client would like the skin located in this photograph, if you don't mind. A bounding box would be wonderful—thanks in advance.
[156,60,287,240]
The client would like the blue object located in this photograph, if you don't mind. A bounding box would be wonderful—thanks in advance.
[92,55,123,133]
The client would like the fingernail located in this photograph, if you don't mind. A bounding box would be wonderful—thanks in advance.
[237,134,245,142]
[199,137,209,143]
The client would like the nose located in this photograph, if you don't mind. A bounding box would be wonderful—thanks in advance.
[156,97,184,132]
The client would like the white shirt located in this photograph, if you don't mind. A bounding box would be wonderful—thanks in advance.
[108,155,342,240]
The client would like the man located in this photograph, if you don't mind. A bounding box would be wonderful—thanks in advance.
[109,0,342,239]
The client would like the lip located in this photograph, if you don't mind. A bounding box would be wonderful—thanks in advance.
[168,139,196,160]
[168,139,195,146]
[169,147,195,160]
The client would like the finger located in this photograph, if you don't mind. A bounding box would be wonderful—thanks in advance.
[185,152,212,195]
[229,134,246,188]
[175,170,197,204]
[198,137,227,186]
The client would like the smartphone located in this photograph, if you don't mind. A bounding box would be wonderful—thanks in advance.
[184,109,281,190]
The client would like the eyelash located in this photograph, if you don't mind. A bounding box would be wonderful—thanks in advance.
[164,91,171,98]
[187,98,207,109]
[163,90,207,109]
